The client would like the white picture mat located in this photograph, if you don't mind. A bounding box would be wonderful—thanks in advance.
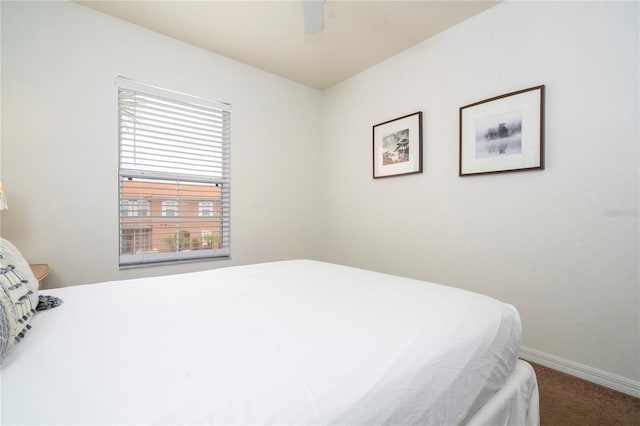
[461,89,542,175]
[374,114,421,177]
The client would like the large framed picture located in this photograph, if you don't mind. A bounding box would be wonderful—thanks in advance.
[373,111,423,178]
[459,85,545,176]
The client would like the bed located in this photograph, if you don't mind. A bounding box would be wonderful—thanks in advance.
[1,242,539,425]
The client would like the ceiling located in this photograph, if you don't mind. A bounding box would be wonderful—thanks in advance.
[77,1,500,90]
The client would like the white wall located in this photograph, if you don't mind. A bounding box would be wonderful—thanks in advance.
[319,1,639,382]
[1,1,322,286]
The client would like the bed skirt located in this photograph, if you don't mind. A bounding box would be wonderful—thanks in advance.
[466,359,540,426]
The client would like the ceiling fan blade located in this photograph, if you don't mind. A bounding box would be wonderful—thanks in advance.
[303,0,324,34]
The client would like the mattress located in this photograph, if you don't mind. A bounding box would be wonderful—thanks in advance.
[1,260,536,425]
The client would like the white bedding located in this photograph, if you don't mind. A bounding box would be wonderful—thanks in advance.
[1,260,536,425]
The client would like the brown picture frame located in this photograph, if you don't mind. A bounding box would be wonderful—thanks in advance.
[373,111,423,179]
[459,85,545,176]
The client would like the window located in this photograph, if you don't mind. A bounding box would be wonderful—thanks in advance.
[136,200,149,217]
[162,200,178,217]
[121,227,152,254]
[121,200,134,218]
[121,199,150,217]
[199,201,213,217]
[117,77,231,266]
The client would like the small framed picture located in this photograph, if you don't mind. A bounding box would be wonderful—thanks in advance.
[459,85,545,176]
[373,111,423,178]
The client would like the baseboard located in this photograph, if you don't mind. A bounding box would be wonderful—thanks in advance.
[519,346,640,398]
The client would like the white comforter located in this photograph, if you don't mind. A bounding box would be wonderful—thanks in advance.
[1,260,522,425]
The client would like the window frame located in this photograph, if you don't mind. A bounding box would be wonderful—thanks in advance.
[117,77,231,267]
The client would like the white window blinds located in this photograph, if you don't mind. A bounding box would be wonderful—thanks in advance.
[117,77,231,266]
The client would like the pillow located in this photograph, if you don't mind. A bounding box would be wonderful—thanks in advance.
[0,239,39,357]
[0,238,39,299]
[0,257,36,356]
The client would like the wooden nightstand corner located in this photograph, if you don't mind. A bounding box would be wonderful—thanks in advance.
[29,264,49,290]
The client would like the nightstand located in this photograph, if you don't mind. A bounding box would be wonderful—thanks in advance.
[29,264,49,290]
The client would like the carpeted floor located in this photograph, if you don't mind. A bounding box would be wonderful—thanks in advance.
[529,361,640,425]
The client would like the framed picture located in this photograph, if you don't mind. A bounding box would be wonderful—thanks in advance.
[459,85,545,176]
[373,111,423,178]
